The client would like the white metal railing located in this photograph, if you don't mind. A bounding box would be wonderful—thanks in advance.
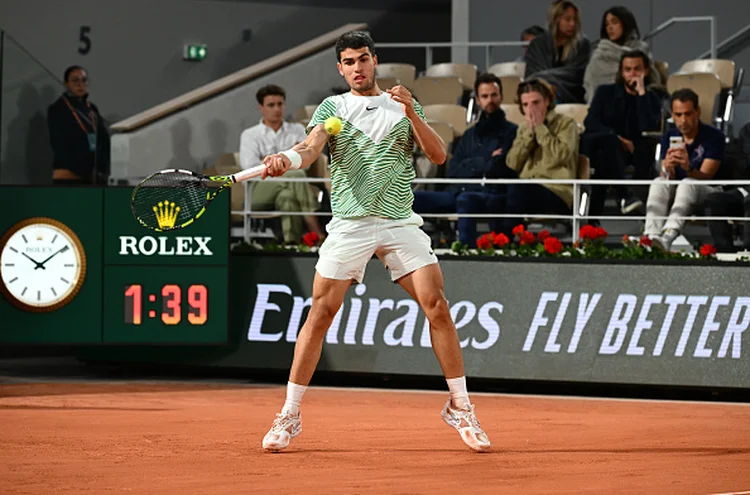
[376,41,528,72]
[237,177,750,243]
[643,16,717,59]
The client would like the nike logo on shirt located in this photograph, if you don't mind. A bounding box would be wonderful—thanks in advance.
[366,106,378,111]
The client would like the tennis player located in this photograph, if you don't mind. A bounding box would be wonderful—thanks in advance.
[260,31,490,453]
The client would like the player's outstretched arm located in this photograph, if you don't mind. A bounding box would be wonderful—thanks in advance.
[261,125,329,179]
[387,86,447,166]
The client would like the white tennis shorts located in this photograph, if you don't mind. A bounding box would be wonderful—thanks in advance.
[315,213,438,283]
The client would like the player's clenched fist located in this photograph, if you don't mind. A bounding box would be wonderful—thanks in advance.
[262,153,291,179]
[386,85,416,117]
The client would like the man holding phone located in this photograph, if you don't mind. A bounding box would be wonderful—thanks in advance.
[644,88,727,251]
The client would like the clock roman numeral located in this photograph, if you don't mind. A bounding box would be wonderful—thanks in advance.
[21,234,28,244]
[51,287,57,297]
[52,234,58,244]
[61,277,70,284]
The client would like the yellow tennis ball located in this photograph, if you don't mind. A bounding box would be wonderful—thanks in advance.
[324,116,342,135]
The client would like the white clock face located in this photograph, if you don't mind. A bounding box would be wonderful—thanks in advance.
[1,222,85,309]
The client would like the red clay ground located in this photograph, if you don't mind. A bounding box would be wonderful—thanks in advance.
[1,382,749,494]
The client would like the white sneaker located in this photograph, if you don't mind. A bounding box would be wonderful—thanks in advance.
[441,400,491,452]
[652,229,678,252]
[262,411,301,452]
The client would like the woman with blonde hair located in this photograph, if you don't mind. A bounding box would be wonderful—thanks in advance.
[583,6,663,102]
[524,0,591,103]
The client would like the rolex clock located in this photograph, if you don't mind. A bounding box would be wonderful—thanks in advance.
[0,217,87,312]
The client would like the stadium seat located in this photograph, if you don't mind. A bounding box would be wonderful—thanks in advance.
[423,104,468,137]
[427,120,455,152]
[680,59,735,89]
[555,104,589,131]
[376,77,399,91]
[653,60,670,85]
[292,105,318,126]
[376,63,417,87]
[501,103,524,126]
[412,76,463,106]
[488,62,526,103]
[425,63,478,91]
[667,72,722,126]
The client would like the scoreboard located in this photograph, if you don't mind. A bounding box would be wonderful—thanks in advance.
[0,187,229,344]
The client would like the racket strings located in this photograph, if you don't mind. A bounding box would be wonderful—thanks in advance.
[131,172,215,230]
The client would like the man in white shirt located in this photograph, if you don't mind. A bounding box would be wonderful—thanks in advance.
[239,84,325,243]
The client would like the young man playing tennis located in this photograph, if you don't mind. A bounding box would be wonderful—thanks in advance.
[260,31,490,453]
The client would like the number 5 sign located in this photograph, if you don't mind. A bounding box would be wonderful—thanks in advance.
[78,26,91,55]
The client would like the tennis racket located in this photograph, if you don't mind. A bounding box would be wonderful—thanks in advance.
[131,165,266,231]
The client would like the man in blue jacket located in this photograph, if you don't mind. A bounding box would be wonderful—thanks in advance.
[581,50,663,222]
[413,73,518,247]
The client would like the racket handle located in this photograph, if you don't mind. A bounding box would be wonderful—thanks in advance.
[231,164,267,183]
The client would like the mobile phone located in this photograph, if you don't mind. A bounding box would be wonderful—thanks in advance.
[669,136,684,149]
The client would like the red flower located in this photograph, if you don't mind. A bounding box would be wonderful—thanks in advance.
[492,232,510,247]
[519,231,535,246]
[512,224,525,237]
[622,234,631,245]
[700,244,717,257]
[537,229,551,242]
[543,236,563,254]
[639,235,652,247]
[579,225,608,240]
[476,234,492,250]
[302,231,320,247]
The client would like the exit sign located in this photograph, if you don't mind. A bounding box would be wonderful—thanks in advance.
[183,44,207,61]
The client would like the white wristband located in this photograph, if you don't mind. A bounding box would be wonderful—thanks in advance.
[280,149,302,170]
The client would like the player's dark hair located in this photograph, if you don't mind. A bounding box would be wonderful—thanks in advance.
[671,88,700,110]
[256,84,286,105]
[64,65,86,82]
[335,31,376,62]
[474,73,503,96]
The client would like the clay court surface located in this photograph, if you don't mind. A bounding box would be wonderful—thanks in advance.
[1,381,750,494]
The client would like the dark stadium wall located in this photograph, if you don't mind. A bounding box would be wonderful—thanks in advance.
[0,0,449,123]
[0,0,449,184]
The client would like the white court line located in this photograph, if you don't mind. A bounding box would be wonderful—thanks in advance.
[707,490,750,495]
[312,384,750,407]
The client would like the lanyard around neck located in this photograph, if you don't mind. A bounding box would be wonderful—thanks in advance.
[62,95,96,135]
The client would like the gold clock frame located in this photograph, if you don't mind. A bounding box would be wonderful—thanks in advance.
[0,217,87,313]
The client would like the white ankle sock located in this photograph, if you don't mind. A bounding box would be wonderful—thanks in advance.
[281,381,307,415]
[446,376,470,410]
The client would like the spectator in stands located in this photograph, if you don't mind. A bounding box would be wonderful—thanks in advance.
[47,66,110,185]
[581,50,663,221]
[583,6,663,103]
[517,25,547,61]
[503,78,578,235]
[412,73,517,247]
[704,122,750,252]
[645,89,726,252]
[524,0,591,103]
[239,84,325,244]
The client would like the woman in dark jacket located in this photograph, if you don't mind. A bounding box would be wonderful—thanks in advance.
[47,65,110,185]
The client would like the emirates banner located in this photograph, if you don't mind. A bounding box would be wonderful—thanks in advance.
[236,256,750,389]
